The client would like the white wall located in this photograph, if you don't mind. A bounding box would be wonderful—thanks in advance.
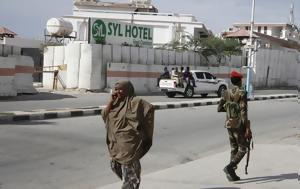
[254,48,299,88]
[66,43,81,88]
[43,46,55,89]
[1,37,42,48]
[43,43,299,93]
[78,44,103,90]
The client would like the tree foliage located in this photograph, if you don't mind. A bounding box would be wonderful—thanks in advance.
[200,37,242,63]
[162,35,242,64]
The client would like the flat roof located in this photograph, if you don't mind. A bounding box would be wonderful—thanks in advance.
[233,23,294,27]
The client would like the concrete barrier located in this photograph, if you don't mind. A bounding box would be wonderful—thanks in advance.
[65,43,81,88]
[139,47,148,65]
[131,47,139,64]
[0,55,36,96]
[78,44,93,89]
[14,55,36,94]
[90,45,103,89]
[78,44,103,90]
[43,46,55,89]
[0,56,17,96]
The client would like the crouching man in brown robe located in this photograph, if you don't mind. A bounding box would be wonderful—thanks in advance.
[101,81,154,189]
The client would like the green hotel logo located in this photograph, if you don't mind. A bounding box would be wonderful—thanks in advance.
[92,20,106,44]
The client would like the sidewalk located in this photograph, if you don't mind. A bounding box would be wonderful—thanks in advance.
[97,143,300,189]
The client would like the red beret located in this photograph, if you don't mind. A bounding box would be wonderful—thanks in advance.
[230,70,243,78]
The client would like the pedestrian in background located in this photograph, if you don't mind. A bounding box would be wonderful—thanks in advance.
[101,81,155,189]
[218,70,252,181]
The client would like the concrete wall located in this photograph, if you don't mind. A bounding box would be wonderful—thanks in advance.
[43,46,55,89]
[65,43,81,88]
[43,43,299,93]
[78,44,103,90]
[0,55,36,96]
[106,63,243,93]
[0,56,17,96]
[43,44,210,91]
[254,48,299,88]
[14,55,36,93]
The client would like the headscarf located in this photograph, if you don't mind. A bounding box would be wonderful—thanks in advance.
[101,81,154,164]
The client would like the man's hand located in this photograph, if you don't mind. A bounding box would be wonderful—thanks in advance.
[110,92,118,102]
[245,127,252,139]
[105,92,118,113]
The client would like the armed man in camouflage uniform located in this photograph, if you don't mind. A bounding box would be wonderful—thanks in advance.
[218,70,252,181]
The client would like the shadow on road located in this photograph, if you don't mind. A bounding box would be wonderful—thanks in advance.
[0,92,76,102]
[235,173,299,184]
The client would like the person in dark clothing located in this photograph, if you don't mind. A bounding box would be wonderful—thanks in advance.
[157,67,170,87]
[101,81,154,189]
[183,67,196,87]
[218,70,252,182]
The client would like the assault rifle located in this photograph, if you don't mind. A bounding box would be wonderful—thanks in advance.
[245,120,254,175]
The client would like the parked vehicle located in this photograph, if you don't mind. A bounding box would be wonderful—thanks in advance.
[159,70,228,98]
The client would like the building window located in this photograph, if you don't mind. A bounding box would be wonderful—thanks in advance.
[245,26,249,30]
[258,26,261,33]
[264,26,267,34]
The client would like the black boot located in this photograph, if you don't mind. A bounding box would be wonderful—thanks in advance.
[223,162,240,181]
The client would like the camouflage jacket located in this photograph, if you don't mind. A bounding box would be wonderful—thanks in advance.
[218,86,248,128]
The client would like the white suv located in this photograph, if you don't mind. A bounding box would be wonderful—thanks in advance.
[159,70,228,98]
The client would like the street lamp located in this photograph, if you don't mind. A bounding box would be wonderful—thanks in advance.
[246,0,256,98]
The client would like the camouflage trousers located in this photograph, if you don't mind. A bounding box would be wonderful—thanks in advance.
[227,128,247,165]
[110,160,141,189]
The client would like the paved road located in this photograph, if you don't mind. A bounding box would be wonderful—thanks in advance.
[0,98,298,189]
[0,89,297,112]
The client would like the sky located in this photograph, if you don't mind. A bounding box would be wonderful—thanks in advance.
[0,0,299,39]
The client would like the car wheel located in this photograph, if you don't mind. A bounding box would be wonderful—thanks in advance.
[218,85,227,97]
[165,92,176,98]
[201,93,208,98]
[184,86,194,98]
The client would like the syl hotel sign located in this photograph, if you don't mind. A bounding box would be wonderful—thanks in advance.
[90,18,153,46]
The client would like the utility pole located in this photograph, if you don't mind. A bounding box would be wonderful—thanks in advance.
[289,1,295,25]
[246,0,256,98]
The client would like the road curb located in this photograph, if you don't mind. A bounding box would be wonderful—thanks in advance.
[0,94,297,123]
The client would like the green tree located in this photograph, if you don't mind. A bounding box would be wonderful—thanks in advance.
[200,37,242,64]
[161,35,242,64]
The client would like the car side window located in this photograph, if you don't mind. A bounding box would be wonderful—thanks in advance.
[195,72,205,79]
[204,72,213,79]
